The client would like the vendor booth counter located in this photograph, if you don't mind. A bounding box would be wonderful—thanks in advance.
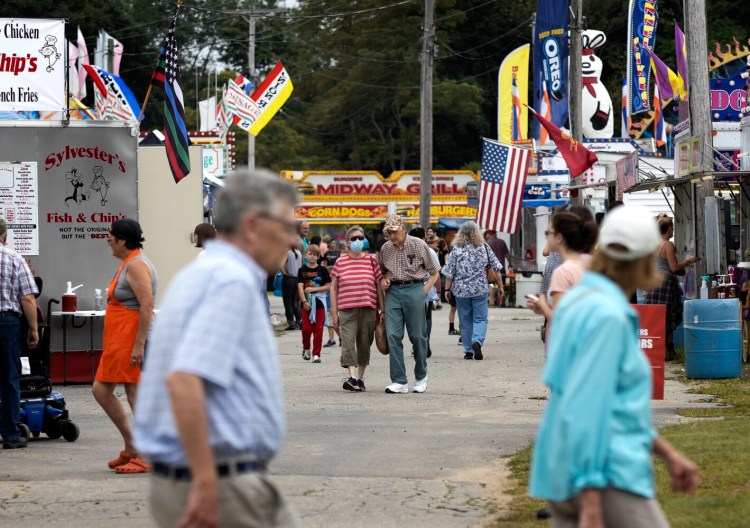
[0,121,204,383]
[50,310,104,384]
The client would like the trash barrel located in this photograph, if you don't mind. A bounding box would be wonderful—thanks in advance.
[683,299,742,379]
[673,322,684,357]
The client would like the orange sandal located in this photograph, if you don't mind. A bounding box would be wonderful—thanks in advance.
[115,457,152,474]
[108,450,136,470]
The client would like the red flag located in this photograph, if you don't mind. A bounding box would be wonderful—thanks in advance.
[528,106,598,177]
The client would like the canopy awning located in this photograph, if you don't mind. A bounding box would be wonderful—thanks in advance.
[625,171,750,193]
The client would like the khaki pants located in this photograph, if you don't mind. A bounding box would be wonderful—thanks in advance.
[150,472,300,528]
[549,488,670,528]
[339,307,376,368]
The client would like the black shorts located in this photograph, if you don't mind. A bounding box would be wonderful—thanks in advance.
[448,293,456,307]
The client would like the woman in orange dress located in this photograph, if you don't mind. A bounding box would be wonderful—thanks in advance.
[92,219,157,474]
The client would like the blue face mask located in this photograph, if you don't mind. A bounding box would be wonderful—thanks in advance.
[349,240,364,253]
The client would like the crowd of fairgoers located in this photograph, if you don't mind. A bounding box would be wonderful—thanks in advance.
[2,169,697,527]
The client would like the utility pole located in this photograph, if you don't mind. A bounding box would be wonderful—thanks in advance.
[232,8,288,170]
[419,0,436,229]
[568,0,583,206]
[247,14,257,170]
[685,0,714,277]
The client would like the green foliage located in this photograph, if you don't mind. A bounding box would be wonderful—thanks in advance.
[5,0,750,171]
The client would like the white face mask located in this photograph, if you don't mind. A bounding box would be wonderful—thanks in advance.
[349,239,364,253]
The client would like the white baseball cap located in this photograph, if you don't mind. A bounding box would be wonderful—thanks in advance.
[598,205,661,261]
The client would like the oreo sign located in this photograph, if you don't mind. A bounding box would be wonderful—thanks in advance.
[543,37,564,101]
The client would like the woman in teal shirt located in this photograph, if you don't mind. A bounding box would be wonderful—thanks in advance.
[530,206,698,527]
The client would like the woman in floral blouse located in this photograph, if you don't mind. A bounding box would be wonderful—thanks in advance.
[443,222,503,360]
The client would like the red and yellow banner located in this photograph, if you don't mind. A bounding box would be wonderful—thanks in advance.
[248,61,293,136]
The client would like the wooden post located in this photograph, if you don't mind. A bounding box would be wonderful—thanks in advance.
[569,0,583,205]
[419,0,436,230]
[685,0,714,276]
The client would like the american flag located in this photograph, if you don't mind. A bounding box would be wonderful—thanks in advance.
[477,139,532,234]
[151,7,190,183]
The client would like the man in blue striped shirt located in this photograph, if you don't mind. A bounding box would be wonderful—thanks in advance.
[0,219,39,450]
[134,170,300,527]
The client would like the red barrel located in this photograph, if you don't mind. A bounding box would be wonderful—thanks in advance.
[62,294,78,312]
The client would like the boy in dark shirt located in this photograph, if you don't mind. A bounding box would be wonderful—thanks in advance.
[297,244,331,362]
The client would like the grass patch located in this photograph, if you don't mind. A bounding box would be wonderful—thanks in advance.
[491,365,750,527]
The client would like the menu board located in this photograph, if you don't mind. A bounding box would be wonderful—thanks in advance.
[0,162,39,255]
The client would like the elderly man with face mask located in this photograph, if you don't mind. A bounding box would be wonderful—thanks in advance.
[378,214,440,394]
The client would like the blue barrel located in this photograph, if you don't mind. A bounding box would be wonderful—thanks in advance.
[683,299,742,379]
[673,322,684,356]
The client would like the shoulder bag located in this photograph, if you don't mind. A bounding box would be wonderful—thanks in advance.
[484,244,499,285]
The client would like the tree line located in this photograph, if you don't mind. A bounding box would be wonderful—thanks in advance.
[4,0,749,174]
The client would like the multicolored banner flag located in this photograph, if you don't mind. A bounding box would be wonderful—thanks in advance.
[247,61,293,136]
[77,27,89,101]
[150,7,191,183]
[39,96,94,120]
[528,106,599,178]
[653,84,666,146]
[68,40,79,99]
[627,0,658,115]
[198,96,217,131]
[234,74,255,95]
[538,79,552,145]
[82,64,139,121]
[477,139,532,234]
[675,22,688,97]
[498,44,529,143]
[621,77,631,138]
[216,88,229,139]
[533,0,569,136]
[94,29,124,76]
[226,79,262,126]
[511,77,523,141]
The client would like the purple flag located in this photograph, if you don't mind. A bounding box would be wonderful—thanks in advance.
[650,51,674,101]
[675,22,688,92]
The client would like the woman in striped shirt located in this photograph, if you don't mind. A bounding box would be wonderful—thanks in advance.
[331,226,384,392]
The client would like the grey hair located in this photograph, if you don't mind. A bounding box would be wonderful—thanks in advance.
[345,225,365,240]
[214,169,298,235]
[452,221,483,248]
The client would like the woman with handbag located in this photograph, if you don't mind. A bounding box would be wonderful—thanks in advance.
[330,226,384,391]
[442,221,503,360]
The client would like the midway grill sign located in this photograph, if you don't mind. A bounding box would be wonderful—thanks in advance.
[285,171,478,202]
[0,18,66,112]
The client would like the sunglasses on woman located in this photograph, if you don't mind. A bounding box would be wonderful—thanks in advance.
[349,236,365,241]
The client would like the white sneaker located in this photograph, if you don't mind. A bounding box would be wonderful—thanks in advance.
[413,375,428,393]
[384,382,408,394]
[312,355,321,363]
